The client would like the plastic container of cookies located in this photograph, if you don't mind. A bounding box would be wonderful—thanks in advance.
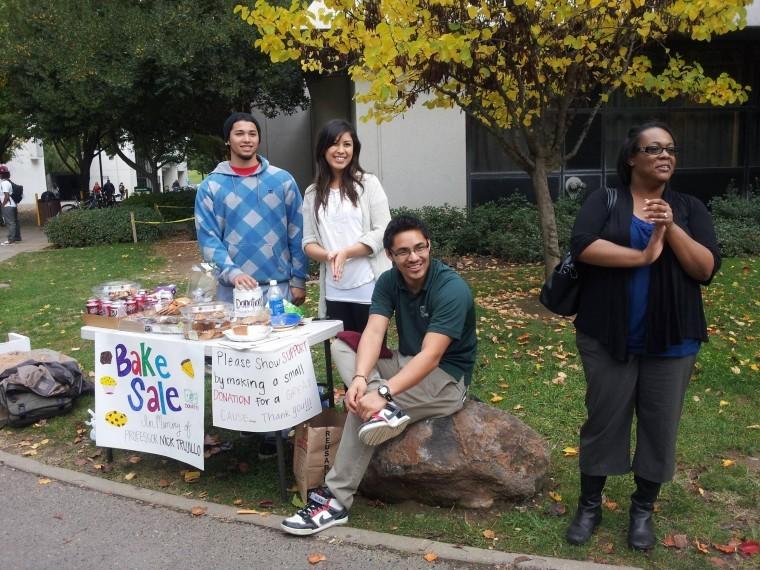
[92,280,141,301]
[179,301,233,340]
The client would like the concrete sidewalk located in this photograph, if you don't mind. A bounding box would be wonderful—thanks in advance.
[0,451,638,570]
[0,203,54,263]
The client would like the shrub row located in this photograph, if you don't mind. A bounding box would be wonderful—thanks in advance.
[45,188,759,258]
[44,206,164,248]
[393,193,760,261]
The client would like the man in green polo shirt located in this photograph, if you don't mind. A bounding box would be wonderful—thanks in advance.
[282,215,477,536]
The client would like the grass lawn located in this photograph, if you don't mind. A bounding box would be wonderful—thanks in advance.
[1,243,757,569]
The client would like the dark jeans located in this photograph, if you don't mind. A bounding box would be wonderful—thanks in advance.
[575,331,696,483]
[1,206,20,242]
[325,300,371,334]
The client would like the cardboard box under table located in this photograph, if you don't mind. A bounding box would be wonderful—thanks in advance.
[80,319,344,500]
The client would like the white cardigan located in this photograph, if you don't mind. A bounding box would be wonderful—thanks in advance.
[302,173,392,318]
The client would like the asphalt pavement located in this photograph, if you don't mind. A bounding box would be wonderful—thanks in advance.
[0,452,635,570]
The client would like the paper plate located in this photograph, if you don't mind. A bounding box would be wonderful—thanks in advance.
[271,313,302,329]
[222,325,272,342]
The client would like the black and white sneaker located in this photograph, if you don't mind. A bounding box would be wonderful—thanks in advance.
[281,487,348,536]
[357,402,411,446]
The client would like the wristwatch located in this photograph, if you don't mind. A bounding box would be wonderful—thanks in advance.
[378,385,393,402]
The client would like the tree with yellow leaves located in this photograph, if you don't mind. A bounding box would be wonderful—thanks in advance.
[235,0,751,275]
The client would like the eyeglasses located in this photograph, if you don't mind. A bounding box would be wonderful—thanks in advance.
[391,242,429,259]
[637,145,678,156]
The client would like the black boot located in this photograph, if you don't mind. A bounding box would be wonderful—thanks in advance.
[566,473,606,545]
[628,475,661,551]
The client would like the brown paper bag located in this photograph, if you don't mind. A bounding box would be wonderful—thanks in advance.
[293,408,346,501]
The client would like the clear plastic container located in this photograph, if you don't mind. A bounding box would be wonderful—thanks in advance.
[92,280,141,301]
[179,302,233,340]
[268,280,284,316]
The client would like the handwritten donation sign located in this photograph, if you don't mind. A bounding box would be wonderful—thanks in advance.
[94,332,205,469]
[212,337,321,432]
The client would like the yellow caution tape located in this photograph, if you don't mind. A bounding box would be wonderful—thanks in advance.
[133,217,196,225]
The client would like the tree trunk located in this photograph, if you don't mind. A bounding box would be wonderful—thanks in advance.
[530,158,561,278]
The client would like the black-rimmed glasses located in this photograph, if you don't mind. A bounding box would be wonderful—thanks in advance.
[637,145,678,156]
[391,242,429,260]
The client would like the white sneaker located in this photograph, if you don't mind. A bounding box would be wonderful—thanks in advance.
[358,403,411,446]
[281,487,348,536]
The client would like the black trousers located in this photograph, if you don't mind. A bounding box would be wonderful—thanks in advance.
[325,300,370,334]
[575,331,696,483]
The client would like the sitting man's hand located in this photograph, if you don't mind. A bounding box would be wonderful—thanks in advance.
[290,286,306,306]
[345,377,367,415]
[357,390,386,422]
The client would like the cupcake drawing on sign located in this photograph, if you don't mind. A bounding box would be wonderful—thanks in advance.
[100,375,117,395]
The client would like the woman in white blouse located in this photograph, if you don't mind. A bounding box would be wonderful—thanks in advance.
[302,120,392,333]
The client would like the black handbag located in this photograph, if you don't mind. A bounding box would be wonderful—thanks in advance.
[539,253,580,316]
[539,187,618,316]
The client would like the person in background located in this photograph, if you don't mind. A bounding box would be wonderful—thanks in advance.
[0,164,21,245]
[92,181,101,197]
[302,119,392,333]
[118,182,126,200]
[565,121,720,551]
[172,179,181,192]
[103,177,116,205]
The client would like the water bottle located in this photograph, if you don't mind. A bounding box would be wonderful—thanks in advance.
[267,280,284,317]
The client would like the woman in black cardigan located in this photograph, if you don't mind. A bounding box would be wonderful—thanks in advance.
[565,121,720,550]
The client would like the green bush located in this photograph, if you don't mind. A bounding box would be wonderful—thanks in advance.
[122,189,196,221]
[709,195,760,257]
[44,206,165,248]
[391,203,467,257]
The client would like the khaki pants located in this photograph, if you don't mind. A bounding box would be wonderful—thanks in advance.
[325,339,466,509]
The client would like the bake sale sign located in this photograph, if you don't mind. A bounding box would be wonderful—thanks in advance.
[94,332,206,469]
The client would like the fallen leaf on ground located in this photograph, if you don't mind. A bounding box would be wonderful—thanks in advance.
[184,471,201,483]
[237,509,262,515]
[546,502,566,516]
[713,542,736,554]
[548,491,562,502]
[39,439,50,445]
[513,404,524,411]
[603,499,618,511]
[21,450,38,457]
[237,462,250,473]
[663,534,689,549]
[233,499,243,506]
[695,539,710,554]
[128,456,142,464]
[562,447,579,457]
[739,540,760,555]
[258,499,274,509]
[124,472,136,481]
[158,479,170,488]
[423,552,438,562]
[38,478,52,485]
[601,542,614,554]
[482,529,496,539]
[490,393,504,403]
[190,506,207,517]
[307,553,327,565]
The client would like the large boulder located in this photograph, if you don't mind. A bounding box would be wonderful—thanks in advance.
[359,400,549,509]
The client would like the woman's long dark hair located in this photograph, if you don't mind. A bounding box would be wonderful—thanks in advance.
[616,120,677,187]
[313,119,365,220]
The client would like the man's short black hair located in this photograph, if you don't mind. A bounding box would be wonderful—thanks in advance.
[383,215,430,251]
[223,112,261,142]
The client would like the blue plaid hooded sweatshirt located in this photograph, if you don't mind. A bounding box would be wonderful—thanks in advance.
[195,158,308,291]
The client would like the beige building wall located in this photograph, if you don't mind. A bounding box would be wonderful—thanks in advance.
[354,89,467,209]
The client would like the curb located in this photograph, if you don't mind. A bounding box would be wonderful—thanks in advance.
[0,450,637,570]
